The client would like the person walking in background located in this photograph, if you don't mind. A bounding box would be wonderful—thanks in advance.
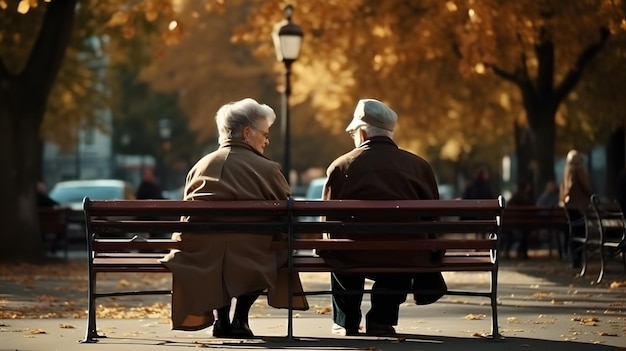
[321,98,446,337]
[37,181,60,208]
[160,98,308,337]
[559,149,593,268]
[536,180,559,208]
[535,180,562,257]
[37,181,62,254]
[503,178,533,259]
[136,168,168,239]
[136,168,165,200]
[462,166,495,200]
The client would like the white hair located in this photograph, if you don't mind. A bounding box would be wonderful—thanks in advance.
[215,98,276,145]
[362,124,393,138]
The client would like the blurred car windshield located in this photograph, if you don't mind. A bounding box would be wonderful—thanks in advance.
[305,178,326,199]
[50,185,124,203]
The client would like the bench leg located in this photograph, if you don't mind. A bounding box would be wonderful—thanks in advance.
[79,272,105,343]
[596,246,607,284]
[483,268,503,340]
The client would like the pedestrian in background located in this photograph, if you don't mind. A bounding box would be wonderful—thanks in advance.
[535,180,562,257]
[536,180,559,208]
[462,166,495,200]
[136,168,165,200]
[503,178,533,259]
[559,149,593,268]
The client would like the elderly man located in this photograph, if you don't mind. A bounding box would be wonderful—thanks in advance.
[321,98,447,336]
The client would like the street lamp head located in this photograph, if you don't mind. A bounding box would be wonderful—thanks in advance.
[272,4,303,63]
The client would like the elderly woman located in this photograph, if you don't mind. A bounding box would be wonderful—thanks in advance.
[161,98,308,337]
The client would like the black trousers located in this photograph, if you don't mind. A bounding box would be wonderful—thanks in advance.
[330,272,412,330]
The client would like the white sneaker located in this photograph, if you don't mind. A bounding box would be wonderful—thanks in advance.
[331,323,359,336]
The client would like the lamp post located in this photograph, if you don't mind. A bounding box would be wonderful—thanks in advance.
[272,4,303,184]
[159,118,171,189]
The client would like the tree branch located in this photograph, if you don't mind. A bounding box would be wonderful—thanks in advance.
[554,27,610,103]
[488,32,533,91]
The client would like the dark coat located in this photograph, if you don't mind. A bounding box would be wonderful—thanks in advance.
[136,181,164,200]
[322,136,446,304]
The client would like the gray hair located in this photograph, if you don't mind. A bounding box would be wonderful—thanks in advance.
[362,124,393,138]
[215,98,276,144]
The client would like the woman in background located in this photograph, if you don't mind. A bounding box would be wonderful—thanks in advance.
[559,149,593,268]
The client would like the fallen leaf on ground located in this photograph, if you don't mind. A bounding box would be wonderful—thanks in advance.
[316,306,331,314]
[464,314,485,320]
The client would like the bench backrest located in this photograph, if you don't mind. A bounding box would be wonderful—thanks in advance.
[292,198,502,234]
[84,198,289,235]
[502,206,568,231]
[84,197,504,253]
[591,195,626,244]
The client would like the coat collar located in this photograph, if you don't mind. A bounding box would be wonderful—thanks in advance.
[359,136,398,149]
[220,138,270,160]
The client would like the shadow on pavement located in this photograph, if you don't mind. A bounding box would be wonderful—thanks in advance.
[82,334,623,350]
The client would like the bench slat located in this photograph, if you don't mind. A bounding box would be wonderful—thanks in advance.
[271,239,497,251]
[288,256,495,273]
[91,255,495,274]
[91,221,286,234]
[93,239,180,251]
[293,220,498,234]
[87,199,289,217]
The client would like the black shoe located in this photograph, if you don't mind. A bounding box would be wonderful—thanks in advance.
[212,319,231,337]
[365,322,396,336]
[229,319,254,338]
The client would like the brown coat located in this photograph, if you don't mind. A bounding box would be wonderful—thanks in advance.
[160,139,308,331]
[559,153,593,209]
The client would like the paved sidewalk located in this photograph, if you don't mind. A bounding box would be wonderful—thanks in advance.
[1,251,625,350]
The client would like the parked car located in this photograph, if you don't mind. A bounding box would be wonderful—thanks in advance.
[50,179,135,211]
[305,177,326,200]
[49,179,136,243]
[163,186,184,200]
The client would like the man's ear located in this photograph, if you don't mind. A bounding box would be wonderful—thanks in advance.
[359,128,368,140]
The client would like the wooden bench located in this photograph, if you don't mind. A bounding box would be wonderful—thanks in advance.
[80,196,504,343]
[568,195,626,283]
[501,206,569,258]
[38,207,70,260]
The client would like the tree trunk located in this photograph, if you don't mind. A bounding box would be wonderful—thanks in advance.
[606,125,625,197]
[514,122,534,183]
[0,0,77,262]
[0,104,46,261]
[530,110,557,193]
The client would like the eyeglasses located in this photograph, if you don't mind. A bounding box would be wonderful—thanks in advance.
[251,126,270,140]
